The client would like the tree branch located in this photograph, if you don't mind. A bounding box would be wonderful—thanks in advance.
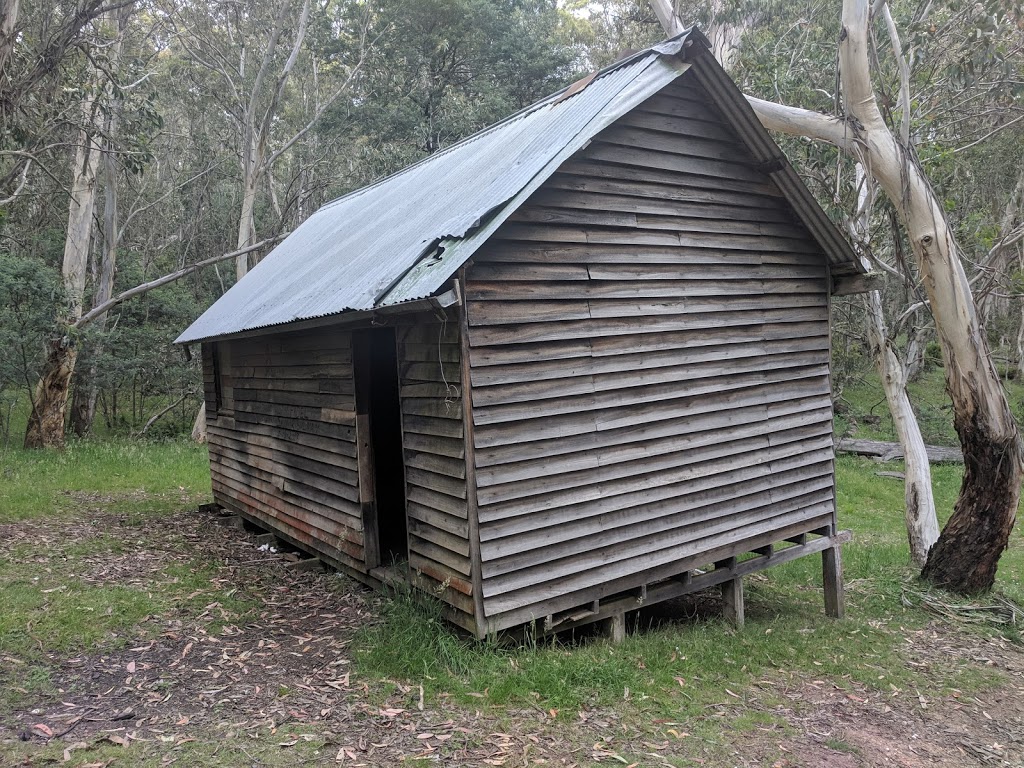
[745,95,856,152]
[73,234,288,329]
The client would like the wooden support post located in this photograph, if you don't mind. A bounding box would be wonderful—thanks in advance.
[721,577,744,628]
[822,544,845,619]
[602,613,627,644]
[715,557,744,628]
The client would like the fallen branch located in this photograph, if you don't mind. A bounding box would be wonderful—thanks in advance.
[136,391,196,436]
[835,437,963,464]
[74,234,288,329]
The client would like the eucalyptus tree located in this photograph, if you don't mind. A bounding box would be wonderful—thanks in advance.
[22,9,131,448]
[333,0,582,183]
[651,0,1024,592]
[169,0,370,281]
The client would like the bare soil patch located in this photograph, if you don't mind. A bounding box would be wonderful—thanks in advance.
[2,506,1023,767]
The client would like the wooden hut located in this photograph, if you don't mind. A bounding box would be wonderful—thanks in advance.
[177,30,873,638]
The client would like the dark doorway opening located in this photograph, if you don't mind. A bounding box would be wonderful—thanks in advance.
[353,327,408,567]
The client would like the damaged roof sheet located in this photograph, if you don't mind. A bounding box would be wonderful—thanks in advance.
[177,29,862,344]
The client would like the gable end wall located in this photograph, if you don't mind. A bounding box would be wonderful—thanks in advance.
[464,74,838,631]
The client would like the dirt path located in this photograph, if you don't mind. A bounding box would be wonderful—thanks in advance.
[2,506,1022,767]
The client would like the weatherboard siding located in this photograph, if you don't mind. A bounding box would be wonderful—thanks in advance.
[464,74,837,630]
[203,317,477,623]
[397,318,476,620]
[206,328,365,571]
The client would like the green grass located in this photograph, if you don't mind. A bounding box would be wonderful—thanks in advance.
[352,451,1023,729]
[2,369,1023,764]
[0,438,220,712]
[0,438,211,522]
[835,362,1024,446]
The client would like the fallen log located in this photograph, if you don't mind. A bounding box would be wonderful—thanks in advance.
[835,437,963,464]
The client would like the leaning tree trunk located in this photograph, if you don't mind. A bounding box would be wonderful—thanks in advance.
[725,0,1024,593]
[865,290,939,566]
[25,100,101,448]
[837,0,1023,592]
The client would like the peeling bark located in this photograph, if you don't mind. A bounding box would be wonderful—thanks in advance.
[24,340,78,449]
[25,98,102,448]
[921,413,1021,593]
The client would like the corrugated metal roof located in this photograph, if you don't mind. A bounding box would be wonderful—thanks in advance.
[177,30,863,344]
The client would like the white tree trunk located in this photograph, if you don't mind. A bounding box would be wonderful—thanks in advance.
[236,176,258,280]
[192,401,207,443]
[650,0,1023,592]
[865,291,939,566]
[62,102,103,320]
[24,98,102,448]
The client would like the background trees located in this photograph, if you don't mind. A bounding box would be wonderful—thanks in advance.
[1,0,1022,587]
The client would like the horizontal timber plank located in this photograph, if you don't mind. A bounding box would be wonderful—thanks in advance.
[480,461,834,556]
[408,517,471,559]
[211,468,363,548]
[405,466,468,500]
[473,375,830,449]
[473,242,822,268]
[467,306,829,348]
[468,320,827,368]
[404,449,467,480]
[402,397,464,420]
[615,109,743,141]
[406,485,469,519]
[482,515,832,630]
[209,427,359,478]
[476,441,834,526]
[582,143,766,184]
[403,431,465,460]
[492,222,821,253]
[409,533,472,577]
[522,188,795,223]
[470,348,827,408]
[212,449,361,510]
[402,414,465,439]
[482,505,835,613]
[474,405,833,489]
[401,342,461,363]
[401,361,462,383]
[233,387,354,409]
[481,483,835,579]
[408,553,475,600]
[464,286,823,315]
[407,501,470,539]
[556,159,784,197]
[594,124,757,165]
[469,260,823,284]
[476,433,835,519]
[473,392,830,472]
[542,171,787,208]
[209,417,357,459]
[469,335,829,390]
[472,363,828,427]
